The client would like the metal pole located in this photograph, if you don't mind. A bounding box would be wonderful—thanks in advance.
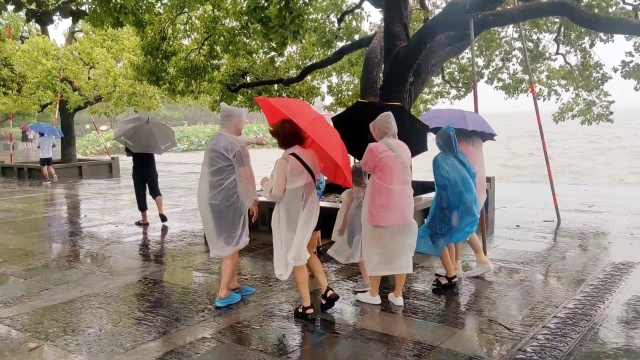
[513,0,561,225]
[7,25,13,164]
[513,0,562,225]
[89,113,111,157]
[469,17,488,255]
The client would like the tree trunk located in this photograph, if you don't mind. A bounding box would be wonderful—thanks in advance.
[59,101,78,163]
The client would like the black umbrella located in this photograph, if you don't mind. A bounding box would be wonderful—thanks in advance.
[331,100,430,160]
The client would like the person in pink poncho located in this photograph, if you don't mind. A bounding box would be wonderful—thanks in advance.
[356,112,418,307]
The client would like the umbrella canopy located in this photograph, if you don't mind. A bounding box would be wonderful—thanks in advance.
[331,100,430,160]
[114,116,177,155]
[28,122,64,137]
[254,97,352,188]
[420,108,497,142]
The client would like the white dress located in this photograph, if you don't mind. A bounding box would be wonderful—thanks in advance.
[262,146,320,280]
[198,132,257,259]
[328,188,364,264]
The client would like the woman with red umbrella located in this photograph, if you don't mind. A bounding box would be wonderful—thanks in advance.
[357,112,418,307]
[260,120,340,321]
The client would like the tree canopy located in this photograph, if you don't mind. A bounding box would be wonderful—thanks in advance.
[2,1,640,127]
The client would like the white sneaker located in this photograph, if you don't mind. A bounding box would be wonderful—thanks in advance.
[464,263,494,278]
[43,181,51,186]
[353,281,371,292]
[356,291,381,305]
[387,293,404,306]
[52,175,58,182]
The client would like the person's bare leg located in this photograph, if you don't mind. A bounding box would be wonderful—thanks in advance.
[440,247,456,277]
[229,252,241,289]
[455,243,462,270]
[448,243,456,270]
[357,261,370,285]
[293,264,313,313]
[218,251,239,299]
[393,274,406,298]
[48,166,57,181]
[154,196,164,214]
[369,276,382,297]
[41,166,49,182]
[467,233,491,265]
[306,239,330,293]
[140,211,148,224]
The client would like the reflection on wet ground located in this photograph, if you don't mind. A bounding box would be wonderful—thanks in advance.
[1,157,640,359]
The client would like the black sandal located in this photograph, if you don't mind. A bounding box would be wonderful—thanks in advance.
[294,304,316,321]
[159,213,168,223]
[135,221,149,227]
[316,246,324,255]
[432,275,458,288]
[320,286,340,312]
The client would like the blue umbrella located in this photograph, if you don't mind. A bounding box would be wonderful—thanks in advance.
[28,122,64,137]
[420,109,496,142]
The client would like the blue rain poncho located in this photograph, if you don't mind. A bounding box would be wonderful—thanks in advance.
[315,174,326,198]
[415,126,480,256]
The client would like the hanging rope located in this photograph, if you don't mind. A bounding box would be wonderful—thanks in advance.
[512,0,562,225]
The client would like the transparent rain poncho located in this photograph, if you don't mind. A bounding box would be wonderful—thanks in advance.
[416,126,480,256]
[328,164,367,264]
[198,103,257,259]
[262,146,321,280]
[456,130,487,208]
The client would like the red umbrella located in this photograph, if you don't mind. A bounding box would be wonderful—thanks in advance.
[254,97,352,188]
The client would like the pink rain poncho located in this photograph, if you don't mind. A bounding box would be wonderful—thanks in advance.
[360,112,418,276]
[198,103,257,259]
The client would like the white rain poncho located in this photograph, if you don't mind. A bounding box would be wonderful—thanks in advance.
[456,131,487,208]
[262,145,320,280]
[198,103,257,259]
[328,164,367,264]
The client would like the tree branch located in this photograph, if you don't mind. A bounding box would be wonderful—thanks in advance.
[185,34,213,59]
[337,0,366,28]
[226,33,376,93]
[552,23,575,71]
[360,28,384,101]
[474,1,640,37]
[440,66,465,90]
[38,102,54,113]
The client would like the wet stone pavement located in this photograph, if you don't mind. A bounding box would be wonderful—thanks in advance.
[1,152,640,359]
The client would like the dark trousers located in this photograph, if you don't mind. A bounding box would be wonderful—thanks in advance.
[133,173,162,212]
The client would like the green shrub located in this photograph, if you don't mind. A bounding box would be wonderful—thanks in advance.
[77,124,277,157]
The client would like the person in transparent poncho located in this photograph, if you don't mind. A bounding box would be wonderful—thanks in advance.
[415,126,480,289]
[198,103,259,308]
[328,163,371,292]
[356,112,418,307]
[259,120,340,321]
[433,130,494,279]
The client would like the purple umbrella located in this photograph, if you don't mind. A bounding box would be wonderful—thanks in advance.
[420,108,497,142]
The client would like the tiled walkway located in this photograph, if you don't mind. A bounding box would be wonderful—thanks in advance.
[1,152,639,359]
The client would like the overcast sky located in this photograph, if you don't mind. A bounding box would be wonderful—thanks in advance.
[49,9,638,113]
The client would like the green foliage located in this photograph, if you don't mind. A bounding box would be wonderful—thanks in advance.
[76,124,277,156]
[0,12,162,119]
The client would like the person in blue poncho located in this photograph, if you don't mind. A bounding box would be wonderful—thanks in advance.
[312,174,326,254]
[416,126,480,289]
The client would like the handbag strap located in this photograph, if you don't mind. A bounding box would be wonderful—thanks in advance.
[289,152,316,183]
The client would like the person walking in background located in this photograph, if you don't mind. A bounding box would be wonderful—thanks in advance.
[260,119,339,321]
[37,133,57,185]
[415,126,480,289]
[357,112,417,307]
[125,147,167,226]
[26,130,35,150]
[21,127,28,151]
[198,103,259,308]
[328,163,370,292]
[312,174,326,254]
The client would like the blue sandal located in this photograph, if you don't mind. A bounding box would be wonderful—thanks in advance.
[214,292,242,308]
[232,286,256,297]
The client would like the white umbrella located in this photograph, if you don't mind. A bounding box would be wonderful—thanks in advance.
[114,116,177,155]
